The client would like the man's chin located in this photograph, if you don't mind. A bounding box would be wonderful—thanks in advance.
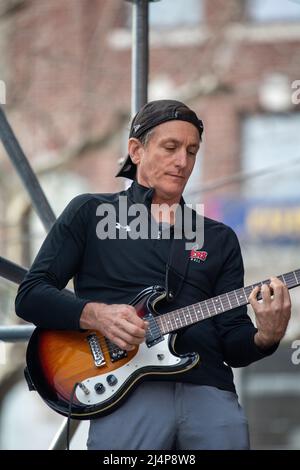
[158,182,185,200]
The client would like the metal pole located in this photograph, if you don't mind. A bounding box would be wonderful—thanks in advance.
[131,0,150,115]
[0,256,27,284]
[0,106,56,232]
[49,3,151,449]
[0,325,35,342]
[48,418,79,450]
[0,256,74,296]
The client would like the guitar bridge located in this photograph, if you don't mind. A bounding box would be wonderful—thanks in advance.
[87,333,106,367]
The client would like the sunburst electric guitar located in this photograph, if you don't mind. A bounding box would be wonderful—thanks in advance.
[26,269,300,420]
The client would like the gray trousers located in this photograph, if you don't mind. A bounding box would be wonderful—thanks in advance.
[87,382,250,450]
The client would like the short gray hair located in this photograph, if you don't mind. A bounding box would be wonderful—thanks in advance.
[138,128,155,147]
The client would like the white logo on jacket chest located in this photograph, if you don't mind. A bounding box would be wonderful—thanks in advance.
[116,222,131,232]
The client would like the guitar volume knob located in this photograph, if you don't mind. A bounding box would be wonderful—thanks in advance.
[106,374,118,386]
[94,383,105,394]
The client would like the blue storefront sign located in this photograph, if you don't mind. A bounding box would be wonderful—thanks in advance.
[206,199,300,243]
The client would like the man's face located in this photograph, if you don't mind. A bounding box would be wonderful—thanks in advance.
[129,120,200,201]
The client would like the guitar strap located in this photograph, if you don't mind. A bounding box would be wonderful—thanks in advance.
[165,230,192,303]
[165,205,201,302]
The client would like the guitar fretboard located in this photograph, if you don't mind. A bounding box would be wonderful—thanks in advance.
[156,269,300,335]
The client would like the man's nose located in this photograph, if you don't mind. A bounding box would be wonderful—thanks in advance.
[174,149,188,168]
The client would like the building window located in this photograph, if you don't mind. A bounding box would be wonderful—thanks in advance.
[149,0,203,28]
[242,113,300,199]
[247,0,300,23]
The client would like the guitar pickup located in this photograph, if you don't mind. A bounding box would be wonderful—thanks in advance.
[87,334,106,367]
[105,338,128,362]
[110,349,127,362]
[144,313,164,348]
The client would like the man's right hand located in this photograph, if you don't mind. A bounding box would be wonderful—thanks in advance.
[80,302,148,351]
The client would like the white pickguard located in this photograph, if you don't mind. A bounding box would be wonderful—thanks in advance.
[76,334,180,405]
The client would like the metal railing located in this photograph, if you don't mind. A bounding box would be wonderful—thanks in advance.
[0,114,80,447]
[0,256,27,284]
[0,325,35,341]
[0,107,56,233]
[0,114,80,448]
[0,0,153,450]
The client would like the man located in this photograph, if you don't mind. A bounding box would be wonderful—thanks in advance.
[15,99,291,450]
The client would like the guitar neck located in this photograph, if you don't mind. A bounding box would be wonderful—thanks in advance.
[156,269,300,335]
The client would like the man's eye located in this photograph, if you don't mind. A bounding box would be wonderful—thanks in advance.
[188,151,196,156]
[165,147,176,151]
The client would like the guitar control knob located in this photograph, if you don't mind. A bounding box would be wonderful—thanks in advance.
[107,374,118,386]
[94,383,105,394]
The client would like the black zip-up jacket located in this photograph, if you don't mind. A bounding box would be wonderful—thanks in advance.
[15,181,277,392]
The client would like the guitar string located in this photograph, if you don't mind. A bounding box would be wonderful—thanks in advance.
[89,320,164,356]
[157,270,299,334]
[88,269,300,355]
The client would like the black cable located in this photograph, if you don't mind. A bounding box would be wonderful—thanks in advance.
[66,382,80,451]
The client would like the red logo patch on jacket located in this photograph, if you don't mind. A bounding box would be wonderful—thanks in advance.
[190,249,208,263]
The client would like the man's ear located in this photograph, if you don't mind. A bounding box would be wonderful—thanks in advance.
[128,138,144,165]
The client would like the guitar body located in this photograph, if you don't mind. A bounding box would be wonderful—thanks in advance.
[26,286,199,420]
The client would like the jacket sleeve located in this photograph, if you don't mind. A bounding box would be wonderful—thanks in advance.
[15,194,92,330]
[212,226,278,367]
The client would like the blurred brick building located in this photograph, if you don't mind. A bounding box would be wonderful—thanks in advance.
[0,0,300,449]
[0,0,299,262]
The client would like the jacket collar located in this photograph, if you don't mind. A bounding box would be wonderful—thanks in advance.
[125,181,200,236]
[126,180,185,209]
[126,180,154,208]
